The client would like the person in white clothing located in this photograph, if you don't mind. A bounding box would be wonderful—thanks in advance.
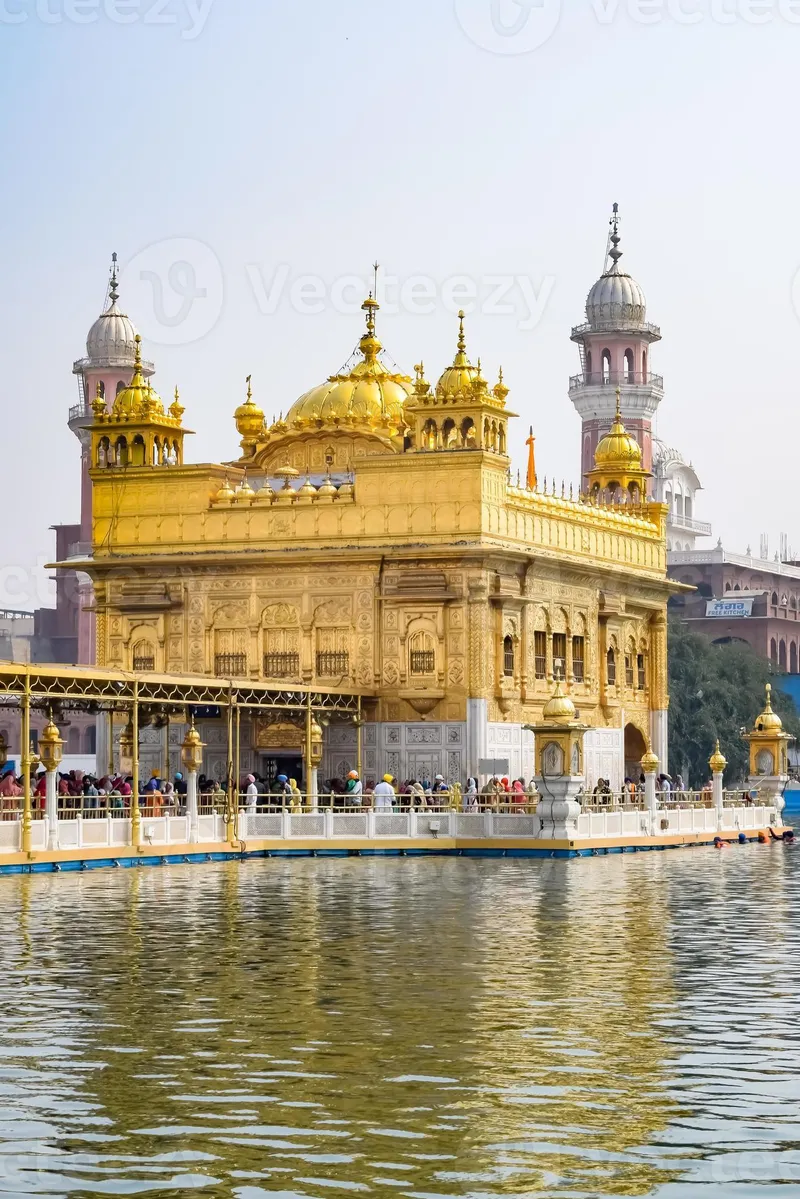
[373,774,395,811]
[245,774,259,811]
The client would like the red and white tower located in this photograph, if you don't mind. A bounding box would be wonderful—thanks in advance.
[69,256,154,662]
[569,206,663,491]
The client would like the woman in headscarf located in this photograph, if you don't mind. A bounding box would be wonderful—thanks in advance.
[463,777,479,812]
[511,778,527,809]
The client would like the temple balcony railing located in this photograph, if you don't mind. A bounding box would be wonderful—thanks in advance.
[569,371,664,390]
[668,513,713,537]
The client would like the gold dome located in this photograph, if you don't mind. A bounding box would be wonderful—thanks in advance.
[709,740,727,774]
[214,475,235,505]
[754,684,783,732]
[594,389,642,472]
[542,676,577,724]
[641,739,659,773]
[114,335,165,418]
[235,376,266,441]
[436,310,483,399]
[285,296,411,434]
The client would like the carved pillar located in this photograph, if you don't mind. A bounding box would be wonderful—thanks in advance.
[650,611,669,769]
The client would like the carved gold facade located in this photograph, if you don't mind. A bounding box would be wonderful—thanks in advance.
[73,294,678,784]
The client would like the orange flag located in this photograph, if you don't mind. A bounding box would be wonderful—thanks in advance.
[526,427,537,490]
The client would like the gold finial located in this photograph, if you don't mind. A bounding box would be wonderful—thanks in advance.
[246,374,253,403]
[641,737,660,774]
[169,385,184,421]
[614,387,623,423]
[709,739,727,774]
[108,251,119,307]
[457,309,466,355]
[92,379,105,418]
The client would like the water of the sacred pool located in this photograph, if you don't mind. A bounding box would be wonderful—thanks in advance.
[0,850,798,1196]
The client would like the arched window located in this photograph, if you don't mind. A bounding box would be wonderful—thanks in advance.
[498,424,506,454]
[67,728,81,754]
[115,436,129,467]
[85,725,97,754]
[97,380,105,400]
[503,635,514,677]
[606,647,616,686]
[725,582,732,591]
[116,379,126,395]
[684,495,693,519]
[483,418,490,446]
[442,418,457,448]
[131,435,146,467]
[780,640,787,671]
[791,596,797,611]
[97,436,111,467]
[642,349,647,380]
[461,417,476,447]
[586,350,593,381]
[422,419,437,451]
[624,348,634,383]
[772,591,779,606]
[771,638,778,663]
[734,584,741,591]
[152,437,161,466]
[602,349,611,383]
[409,630,436,676]
[791,643,798,674]
[132,639,156,672]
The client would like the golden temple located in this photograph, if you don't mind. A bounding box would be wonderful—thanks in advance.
[68,287,676,789]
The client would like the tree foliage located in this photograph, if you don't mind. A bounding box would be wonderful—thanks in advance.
[668,619,800,786]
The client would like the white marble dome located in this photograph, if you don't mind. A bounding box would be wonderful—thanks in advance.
[585,266,647,329]
[86,299,139,364]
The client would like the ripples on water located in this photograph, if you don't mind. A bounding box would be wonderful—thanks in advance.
[0,847,798,1197]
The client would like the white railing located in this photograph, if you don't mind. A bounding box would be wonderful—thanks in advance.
[0,793,785,855]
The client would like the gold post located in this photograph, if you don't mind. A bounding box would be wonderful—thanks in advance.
[107,710,115,777]
[20,668,32,856]
[131,682,141,850]
[305,689,313,810]
[225,690,235,843]
[235,702,241,835]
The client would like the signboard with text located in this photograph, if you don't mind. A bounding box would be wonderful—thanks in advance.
[705,598,754,618]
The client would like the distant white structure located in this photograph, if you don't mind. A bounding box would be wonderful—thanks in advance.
[651,441,712,553]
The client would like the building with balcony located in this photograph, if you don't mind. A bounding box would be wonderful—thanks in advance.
[652,442,713,553]
[669,545,800,673]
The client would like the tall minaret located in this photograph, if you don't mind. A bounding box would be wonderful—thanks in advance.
[69,255,155,663]
[71,255,154,545]
[569,206,663,491]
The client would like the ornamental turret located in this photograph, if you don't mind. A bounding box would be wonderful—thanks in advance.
[570,205,663,490]
[404,310,516,453]
[587,388,650,501]
[90,335,191,471]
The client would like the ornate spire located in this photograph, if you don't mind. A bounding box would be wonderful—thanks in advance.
[493,366,509,405]
[359,291,382,365]
[108,251,119,308]
[169,385,185,422]
[454,309,468,366]
[607,202,622,272]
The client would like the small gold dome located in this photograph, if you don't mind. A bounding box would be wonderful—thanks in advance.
[114,335,165,418]
[754,683,783,732]
[285,296,411,433]
[594,390,642,472]
[436,311,483,399]
[215,475,235,504]
[641,739,659,773]
[235,376,265,442]
[317,476,337,498]
[169,386,185,422]
[235,473,255,501]
[709,740,727,773]
[297,477,317,503]
[542,677,577,724]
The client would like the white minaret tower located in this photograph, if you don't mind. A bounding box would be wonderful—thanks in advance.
[569,205,663,490]
[71,255,155,544]
[69,255,155,662]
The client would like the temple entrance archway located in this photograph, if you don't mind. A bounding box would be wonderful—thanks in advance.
[624,722,648,783]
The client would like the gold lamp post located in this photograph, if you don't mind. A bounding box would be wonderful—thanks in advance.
[181,719,205,844]
[39,718,64,852]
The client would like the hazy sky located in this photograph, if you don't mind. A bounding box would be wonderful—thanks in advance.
[1,0,798,610]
